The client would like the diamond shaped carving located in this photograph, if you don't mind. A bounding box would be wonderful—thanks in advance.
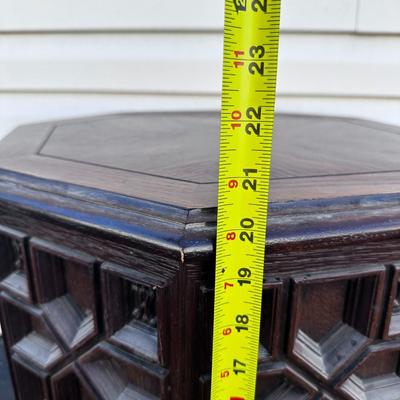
[0,225,33,303]
[256,363,318,399]
[30,239,98,351]
[52,362,97,399]
[78,342,169,400]
[101,262,166,365]
[288,266,385,381]
[337,342,400,400]
[0,292,64,371]
[0,218,397,399]
[0,234,171,399]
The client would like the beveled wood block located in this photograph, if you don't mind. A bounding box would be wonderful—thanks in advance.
[0,226,32,303]
[0,112,400,399]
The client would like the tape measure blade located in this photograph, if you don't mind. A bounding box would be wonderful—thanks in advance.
[211,0,281,399]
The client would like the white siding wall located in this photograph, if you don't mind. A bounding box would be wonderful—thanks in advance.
[0,0,399,139]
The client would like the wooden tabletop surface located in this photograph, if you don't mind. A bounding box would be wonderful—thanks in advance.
[0,112,399,209]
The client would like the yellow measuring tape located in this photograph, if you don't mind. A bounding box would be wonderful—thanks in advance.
[211,0,281,399]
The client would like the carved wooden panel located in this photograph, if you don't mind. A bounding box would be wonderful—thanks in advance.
[78,342,169,400]
[30,239,99,352]
[10,355,51,400]
[337,342,400,399]
[1,225,400,399]
[0,292,65,371]
[383,264,400,339]
[288,266,385,382]
[101,262,168,366]
[0,235,172,399]
[0,226,33,303]
[52,363,97,400]
[256,363,319,399]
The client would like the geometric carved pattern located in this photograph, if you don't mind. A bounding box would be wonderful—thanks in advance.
[128,282,157,328]
[337,342,400,399]
[29,239,99,352]
[256,362,318,399]
[288,266,385,382]
[0,233,168,399]
[78,342,169,400]
[1,225,400,399]
[197,260,400,400]
[383,264,400,339]
[101,262,164,364]
[52,350,169,400]
[0,226,33,303]
[0,292,64,371]
[52,363,98,400]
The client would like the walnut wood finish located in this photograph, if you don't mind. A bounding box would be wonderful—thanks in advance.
[1,113,400,208]
[0,112,400,399]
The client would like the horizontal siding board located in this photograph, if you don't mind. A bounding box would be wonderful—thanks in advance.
[0,0,357,32]
[0,33,222,94]
[281,0,357,32]
[1,93,399,141]
[357,0,400,33]
[1,33,399,97]
[278,34,400,97]
[0,0,224,31]
[277,96,400,127]
[0,93,220,140]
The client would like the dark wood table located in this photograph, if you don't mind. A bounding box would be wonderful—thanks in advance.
[0,112,400,399]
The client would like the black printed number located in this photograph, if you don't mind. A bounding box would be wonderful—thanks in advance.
[245,123,261,135]
[246,106,262,120]
[249,62,265,76]
[249,45,266,59]
[251,0,267,12]
[240,218,254,243]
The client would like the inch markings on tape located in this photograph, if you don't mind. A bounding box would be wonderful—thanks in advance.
[211,0,281,399]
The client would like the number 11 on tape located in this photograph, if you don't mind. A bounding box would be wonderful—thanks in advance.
[210,0,281,399]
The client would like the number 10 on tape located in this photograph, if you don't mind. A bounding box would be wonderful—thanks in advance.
[210,0,281,399]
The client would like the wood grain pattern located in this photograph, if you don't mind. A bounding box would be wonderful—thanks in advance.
[0,113,400,399]
[1,113,400,208]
